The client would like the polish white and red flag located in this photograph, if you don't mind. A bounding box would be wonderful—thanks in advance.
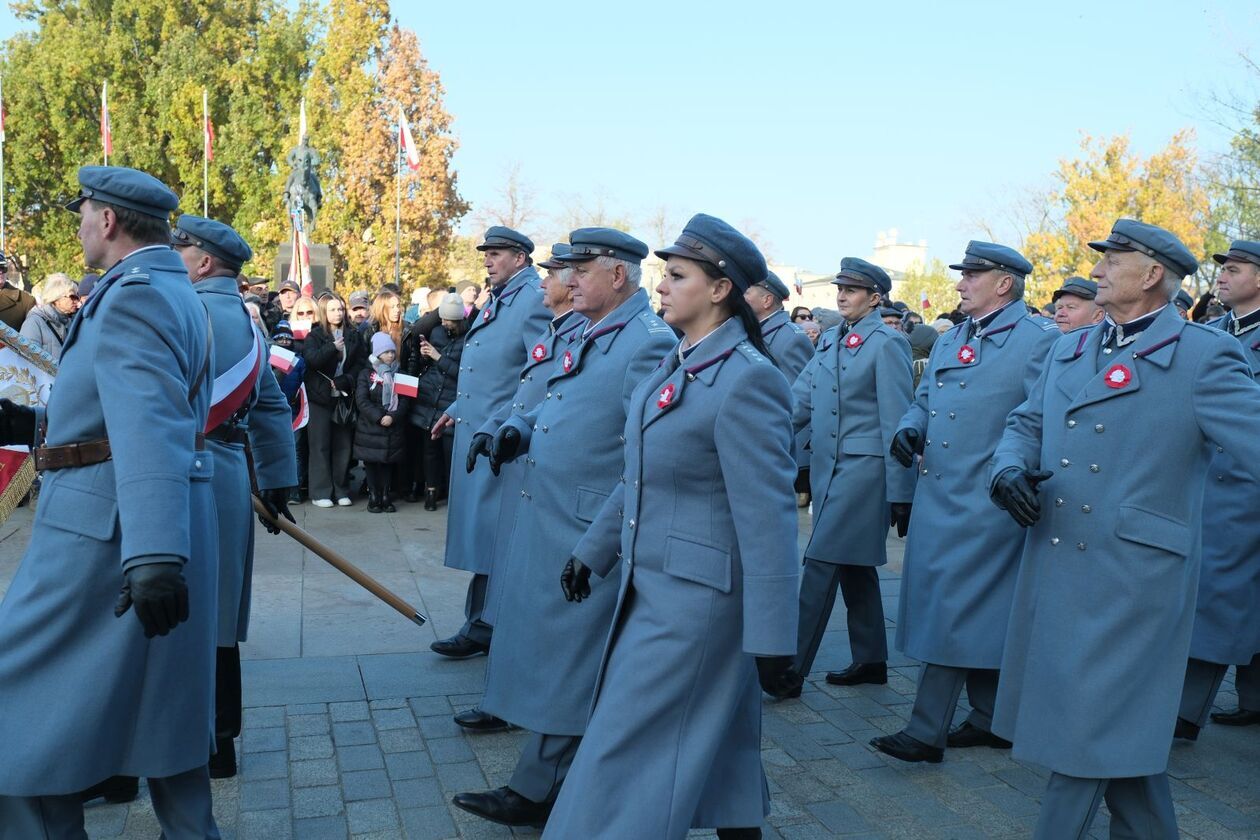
[920,290,931,310]
[292,383,309,431]
[269,343,297,374]
[203,88,215,162]
[287,213,313,297]
[100,81,112,158]
[394,373,419,398]
[398,104,421,171]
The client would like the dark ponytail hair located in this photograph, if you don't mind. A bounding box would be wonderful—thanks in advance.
[697,260,777,366]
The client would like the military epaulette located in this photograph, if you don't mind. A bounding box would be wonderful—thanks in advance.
[734,341,769,365]
[119,267,152,286]
[639,311,674,335]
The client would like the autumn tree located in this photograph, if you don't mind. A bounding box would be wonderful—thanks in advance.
[1019,131,1212,301]
[0,0,316,280]
[891,259,959,318]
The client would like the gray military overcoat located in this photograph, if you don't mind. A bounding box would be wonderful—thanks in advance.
[793,310,915,565]
[197,274,297,646]
[544,318,799,838]
[990,306,1260,777]
[0,246,219,794]
[1189,315,1260,665]
[895,301,1056,667]
[481,290,674,735]
[443,267,550,574]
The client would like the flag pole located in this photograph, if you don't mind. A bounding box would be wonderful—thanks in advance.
[1,76,6,255]
[394,108,402,285]
[202,88,209,216]
[101,81,108,166]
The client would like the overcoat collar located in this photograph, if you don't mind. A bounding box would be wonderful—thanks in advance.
[469,265,539,334]
[551,289,650,382]
[61,246,186,356]
[1061,305,1186,411]
[194,274,243,298]
[935,299,1026,372]
[642,317,744,430]
[760,308,792,340]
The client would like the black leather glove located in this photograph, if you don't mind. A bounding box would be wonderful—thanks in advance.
[114,561,190,639]
[890,502,912,538]
[889,428,923,468]
[755,655,802,699]
[465,432,493,474]
[560,556,592,603]
[257,487,296,535]
[488,426,522,477]
[991,468,1054,527]
[0,398,36,446]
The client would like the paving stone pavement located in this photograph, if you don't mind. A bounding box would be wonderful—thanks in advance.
[2,493,1258,839]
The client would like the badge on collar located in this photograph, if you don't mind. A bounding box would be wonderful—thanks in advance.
[482,307,491,322]
[562,350,574,373]
[1103,363,1131,389]
[531,343,546,362]
[958,345,977,364]
[657,383,676,408]
[844,332,863,349]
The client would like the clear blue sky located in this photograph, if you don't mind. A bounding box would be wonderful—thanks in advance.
[2,1,1255,270]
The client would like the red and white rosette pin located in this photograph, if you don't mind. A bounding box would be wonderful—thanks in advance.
[562,350,574,373]
[1103,363,1132,389]
[844,332,863,349]
[482,307,491,322]
[531,343,547,362]
[957,344,977,364]
[657,383,676,408]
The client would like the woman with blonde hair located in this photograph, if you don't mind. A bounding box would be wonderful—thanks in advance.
[20,273,80,360]
[369,291,404,352]
[303,292,368,506]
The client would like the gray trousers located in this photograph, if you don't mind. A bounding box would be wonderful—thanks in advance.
[1234,652,1260,711]
[904,663,998,748]
[509,732,580,804]
[1033,772,1178,839]
[795,560,886,675]
[1179,657,1228,727]
[0,765,219,840]
[459,573,493,645]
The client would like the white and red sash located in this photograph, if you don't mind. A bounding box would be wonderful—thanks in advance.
[205,331,265,431]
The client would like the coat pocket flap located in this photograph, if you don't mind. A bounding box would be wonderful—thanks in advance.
[841,436,884,457]
[39,481,118,542]
[663,534,732,593]
[574,486,610,524]
[1115,505,1190,557]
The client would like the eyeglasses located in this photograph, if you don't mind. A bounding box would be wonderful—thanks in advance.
[293,309,316,317]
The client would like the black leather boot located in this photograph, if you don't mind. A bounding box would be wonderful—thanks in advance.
[404,483,422,503]
[367,490,383,513]
[382,490,397,513]
[424,487,439,511]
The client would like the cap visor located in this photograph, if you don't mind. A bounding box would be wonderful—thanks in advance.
[831,273,875,289]
[947,261,981,272]
[1212,253,1230,265]
[654,244,700,262]
[64,196,86,213]
[1087,239,1133,254]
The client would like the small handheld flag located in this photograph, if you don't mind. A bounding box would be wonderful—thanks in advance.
[289,319,311,340]
[269,344,297,373]
[394,373,419,398]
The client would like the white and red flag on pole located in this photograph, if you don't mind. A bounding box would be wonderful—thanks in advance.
[287,212,313,297]
[397,104,420,172]
[203,89,215,162]
[920,289,931,310]
[100,81,112,160]
[394,373,419,398]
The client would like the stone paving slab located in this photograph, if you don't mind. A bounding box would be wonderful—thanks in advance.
[2,498,1258,838]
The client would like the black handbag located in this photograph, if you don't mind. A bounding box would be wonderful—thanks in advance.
[322,372,358,426]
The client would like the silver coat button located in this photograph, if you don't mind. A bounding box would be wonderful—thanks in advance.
[1055,498,1064,507]
[930,410,937,417]
[1051,537,1060,545]
[628,519,635,529]
[1081,505,1092,513]
[941,441,949,448]
[1067,420,1077,428]
[195,460,203,469]
[1089,464,1100,473]
[1060,458,1070,467]
[1095,425,1105,433]
[948,412,956,419]
[1077,542,1087,551]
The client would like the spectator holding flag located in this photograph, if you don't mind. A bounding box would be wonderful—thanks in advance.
[407,292,469,510]
[355,332,412,512]
[304,292,367,507]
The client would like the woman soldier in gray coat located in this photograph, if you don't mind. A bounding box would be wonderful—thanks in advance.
[543,215,799,840]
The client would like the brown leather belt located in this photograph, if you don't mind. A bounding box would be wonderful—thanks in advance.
[34,439,112,471]
[35,434,206,471]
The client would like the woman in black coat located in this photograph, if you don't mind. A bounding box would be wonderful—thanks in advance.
[303,294,368,507]
[405,293,469,510]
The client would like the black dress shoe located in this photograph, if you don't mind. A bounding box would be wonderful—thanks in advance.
[209,736,237,778]
[430,634,489,659]
[1210,707,1260,726]
[451,786,551,828]
[946,721,1012,749]
[404,485,422,504]
[825,662,888,686]
[1174,717,1201,741]
[80,775,139,804]
[717,829,762,839]
[870,731,944,764]
[453,708,513,732]
[424,489,439,511]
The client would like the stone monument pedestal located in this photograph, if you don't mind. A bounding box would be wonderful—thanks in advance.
[274,243,334,295]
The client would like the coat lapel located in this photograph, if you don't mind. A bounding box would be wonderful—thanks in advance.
[839,310,881,359]
[550,290,649,383]
[1067,307,1184,412]
[642,318,743,431]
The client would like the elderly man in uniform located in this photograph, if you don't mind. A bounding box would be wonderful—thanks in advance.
[172,215,298,777]
[430,228,550,665]
[780,259,915,695]
[1175,239,1260,738]
[0,252,36,331]
[452,228,676,828]
[988,220,1260,838]
[745,269,814,383]
[1051,276,1104,333]
[0,166,221,837]
[477,243,585,628]
[874,241,1057,763]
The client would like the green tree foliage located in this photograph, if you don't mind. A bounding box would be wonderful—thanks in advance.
[892,259,960,318]
[0,0,466,294]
